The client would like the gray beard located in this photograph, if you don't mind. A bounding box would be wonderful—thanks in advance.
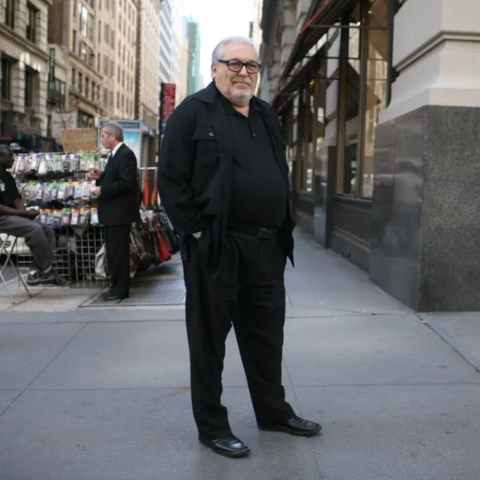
[231,90,254,107]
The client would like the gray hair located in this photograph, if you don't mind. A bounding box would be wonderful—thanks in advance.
[211,36,259,64]
[101,121,124,141]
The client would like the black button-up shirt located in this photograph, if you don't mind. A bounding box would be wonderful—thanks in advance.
[0,171,21,208]
[217,88,287,228]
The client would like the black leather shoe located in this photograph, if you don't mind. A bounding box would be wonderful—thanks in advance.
[259,416,322,437]
[199,434,250,458]
[101,293,128,301]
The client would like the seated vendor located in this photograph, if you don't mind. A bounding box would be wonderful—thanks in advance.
[0,146,65,286]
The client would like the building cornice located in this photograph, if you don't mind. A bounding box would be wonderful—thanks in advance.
[0,24,49,63]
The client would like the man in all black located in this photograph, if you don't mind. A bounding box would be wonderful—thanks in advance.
[158,36,321,458]
[91,122,140,301]
[0,145,64,286]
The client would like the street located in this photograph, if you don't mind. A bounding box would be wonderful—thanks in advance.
[1,230,480,480]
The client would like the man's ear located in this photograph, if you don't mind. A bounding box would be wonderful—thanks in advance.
[211,63,217,79]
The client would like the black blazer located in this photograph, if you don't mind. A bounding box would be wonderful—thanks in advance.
[157,81,294,271]
[96,143,140,226]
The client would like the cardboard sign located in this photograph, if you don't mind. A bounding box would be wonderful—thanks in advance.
[61,128,98,153]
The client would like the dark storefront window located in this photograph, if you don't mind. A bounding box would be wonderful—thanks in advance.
[338,0,389,198]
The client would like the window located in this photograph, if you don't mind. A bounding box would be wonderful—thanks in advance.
[103,54,108,75]
[97,54,101,71]
[78,72,83,95]
[88,47,94,67]
[72,30,77,53]
[117,91,119,108]
[48,79,66,107]
[105,24,109,43]
[1,59,12,100]
[79,3,89,38]
[337,0,389,197]
[110,91,113,107]
[79,41,87,62]
[26,3,37,42]
[103,87,108,107]
[85,78,89,98]
[24,68,35,108]
[117,65,120,82]
[78,110,94,128]
[73,0,77,17]
[72,68,76,87]
[91,81,95,101]
[111,31,115,48]
[98,21,101,42]
[4,0,15,28]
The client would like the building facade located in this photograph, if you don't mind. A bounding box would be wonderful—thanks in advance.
[98,0,138,121]
[135,0,160,130]
[258,0,480,312]
[0,0,52,137]
[48,0,140,130]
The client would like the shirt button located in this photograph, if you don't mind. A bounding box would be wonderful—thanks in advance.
[209,132,214,137]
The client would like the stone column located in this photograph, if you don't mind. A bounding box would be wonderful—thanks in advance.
[370,0,480,311]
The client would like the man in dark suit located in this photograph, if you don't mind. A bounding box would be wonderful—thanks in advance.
[158,36,321,459]
[91,121,140,301]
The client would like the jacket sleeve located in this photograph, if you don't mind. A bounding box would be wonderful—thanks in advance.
[157,103,206,236]
[100,151,137,200]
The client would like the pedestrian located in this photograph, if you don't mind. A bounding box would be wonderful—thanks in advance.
[91,122,140,301]
[157,36,321,458]
[0,145,65,286]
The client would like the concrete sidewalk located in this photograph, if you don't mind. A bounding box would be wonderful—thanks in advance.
[1,230,480,480]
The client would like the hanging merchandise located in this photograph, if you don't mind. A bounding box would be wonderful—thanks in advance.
[142,170,151,208]
[10,152,179,286]
[151,170,159,207]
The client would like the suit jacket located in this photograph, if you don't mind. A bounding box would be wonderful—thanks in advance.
[157,81,294,271]
[96,143,140,226]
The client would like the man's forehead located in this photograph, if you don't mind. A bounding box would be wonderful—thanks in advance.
[222,43,258,60]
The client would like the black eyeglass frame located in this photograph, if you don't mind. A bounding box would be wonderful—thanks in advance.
[218,59,262,74]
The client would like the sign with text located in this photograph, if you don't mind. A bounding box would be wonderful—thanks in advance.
[161,83,176,134]
[61,128,98,153]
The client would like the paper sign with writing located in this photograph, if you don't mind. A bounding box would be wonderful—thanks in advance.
[61,128,98,153]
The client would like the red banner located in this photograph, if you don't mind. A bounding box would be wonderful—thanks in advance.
[161,83,176,133]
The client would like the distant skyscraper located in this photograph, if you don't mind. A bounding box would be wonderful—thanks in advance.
[186,19,201,95]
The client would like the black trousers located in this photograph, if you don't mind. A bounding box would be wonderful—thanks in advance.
[104,225,131,298]
[183,230,295,440]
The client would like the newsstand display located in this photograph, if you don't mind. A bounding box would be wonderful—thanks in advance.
[9,153,178,287]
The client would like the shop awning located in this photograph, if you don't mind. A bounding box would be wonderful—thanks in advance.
[273,0,353,110]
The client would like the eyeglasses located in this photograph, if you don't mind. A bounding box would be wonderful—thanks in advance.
[218,59,261,74]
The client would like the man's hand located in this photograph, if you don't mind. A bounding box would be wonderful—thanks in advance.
[91,187,102,197]
[89,168,102,180]
[22,210,39,220]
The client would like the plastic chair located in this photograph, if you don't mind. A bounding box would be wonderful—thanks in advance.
[0,234,32,304]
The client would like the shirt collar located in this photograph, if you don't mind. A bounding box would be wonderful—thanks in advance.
[111,142,124,157]
[215,85,259,116]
